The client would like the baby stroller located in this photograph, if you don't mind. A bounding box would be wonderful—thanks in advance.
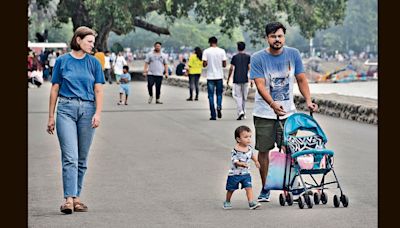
[265,112,349,209]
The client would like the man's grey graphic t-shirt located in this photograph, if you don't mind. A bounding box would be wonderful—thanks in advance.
[145,52,168,76]
[250,47,304,119]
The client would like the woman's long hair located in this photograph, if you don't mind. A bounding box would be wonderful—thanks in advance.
[194,47,202,61]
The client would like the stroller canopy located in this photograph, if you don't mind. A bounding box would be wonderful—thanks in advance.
[283,113,328,144]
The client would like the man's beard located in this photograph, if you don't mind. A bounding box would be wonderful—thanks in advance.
[269,42,282,50]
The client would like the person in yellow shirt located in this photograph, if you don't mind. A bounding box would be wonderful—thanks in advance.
[94,48,105,72]
[187,47,203,101]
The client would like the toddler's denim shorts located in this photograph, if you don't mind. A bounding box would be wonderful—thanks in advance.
[226,173,252,191]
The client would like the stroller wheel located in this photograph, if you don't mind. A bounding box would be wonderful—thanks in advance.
[314,192,321,205]
[279,193,286,206]
[340,194,349,207]
[298,196,305,209]
[321,192,328,204]
[286,192,294,206]
[304,194,314,209]
[333,195,340,208]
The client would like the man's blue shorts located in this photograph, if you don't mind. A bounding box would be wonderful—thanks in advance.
[226,174,252,191]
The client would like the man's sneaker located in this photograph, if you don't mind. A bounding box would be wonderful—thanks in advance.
[217,109,222,118]
[257,190,271,202]
[148,96,153,104]
[249,201,261,210]
[237,111,245,120]
[156,99,163,104]
[223,201,232,210]
[210,117,217,120]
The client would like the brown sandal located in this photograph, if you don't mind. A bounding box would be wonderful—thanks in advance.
[74,202,88,212]
[60,201,73,214]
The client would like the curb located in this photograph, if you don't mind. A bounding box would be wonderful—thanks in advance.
[131,73,378,125]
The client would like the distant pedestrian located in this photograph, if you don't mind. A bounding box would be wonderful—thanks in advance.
[113,51,127,84]
[47,26,105,214]
[117,65,131,105]
[227,42,252,120]
[186,47,203,101]
[94,48,106,72]
[202,36,227,120]
[175,58,187,76]
[27,65,43,88]
[223,126,261,210]
[104,51,112,84]
[143,42,169,104]
[48,50,57,79]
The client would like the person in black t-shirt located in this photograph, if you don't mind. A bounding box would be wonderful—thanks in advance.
[175,58,187,76]
[227,42,252,120]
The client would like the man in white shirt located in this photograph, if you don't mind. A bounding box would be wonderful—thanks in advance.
[113,51,127,84]
[47,50,57,80]
[202,36,227,120]
[104,51,112,84]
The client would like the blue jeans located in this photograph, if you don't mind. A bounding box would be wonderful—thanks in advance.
[56,97,96,198]
[188,74,200,98]
[207,79,223,118]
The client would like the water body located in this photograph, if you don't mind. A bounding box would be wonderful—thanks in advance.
[295,81,377,99]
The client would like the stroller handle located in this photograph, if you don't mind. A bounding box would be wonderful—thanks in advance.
[277,110,314,120]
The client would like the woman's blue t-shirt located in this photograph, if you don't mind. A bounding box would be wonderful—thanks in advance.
[51,53,105,101]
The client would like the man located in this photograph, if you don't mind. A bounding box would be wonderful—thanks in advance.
[113,51,127,85]
[175,58,187,76]
[143,42,169,104]
[202,36,227,120]
[227,41,252,120]
[104,51,112,84]
[250,22,318,202]
[47,50,57,80]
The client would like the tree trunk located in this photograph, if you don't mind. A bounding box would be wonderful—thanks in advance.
[69,0,93,31]
[95,20,113,51]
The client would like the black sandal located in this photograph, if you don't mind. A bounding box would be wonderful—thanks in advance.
[60,202,73,214]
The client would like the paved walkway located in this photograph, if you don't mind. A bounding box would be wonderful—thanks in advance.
[28,82,377,227]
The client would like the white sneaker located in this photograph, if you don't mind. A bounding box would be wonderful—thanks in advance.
[237,111,245,120]
[148,96,153,104]
[249,201,261,209]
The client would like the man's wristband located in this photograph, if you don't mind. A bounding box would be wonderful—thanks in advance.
[269,101,275,107]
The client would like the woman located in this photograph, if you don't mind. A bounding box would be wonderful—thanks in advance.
[186,47,203,101]
[47,26,105,214]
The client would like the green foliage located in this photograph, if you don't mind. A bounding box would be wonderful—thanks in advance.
[111,42,124,53]
[34,0,348,50]
[283,0,347,39]
[28,0,73,43]
[108,12,245,52]
[312,0,377,53]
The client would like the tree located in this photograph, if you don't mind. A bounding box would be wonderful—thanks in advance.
[315,0,377,54]
[107,12,245,52]
[31,0,348,51]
